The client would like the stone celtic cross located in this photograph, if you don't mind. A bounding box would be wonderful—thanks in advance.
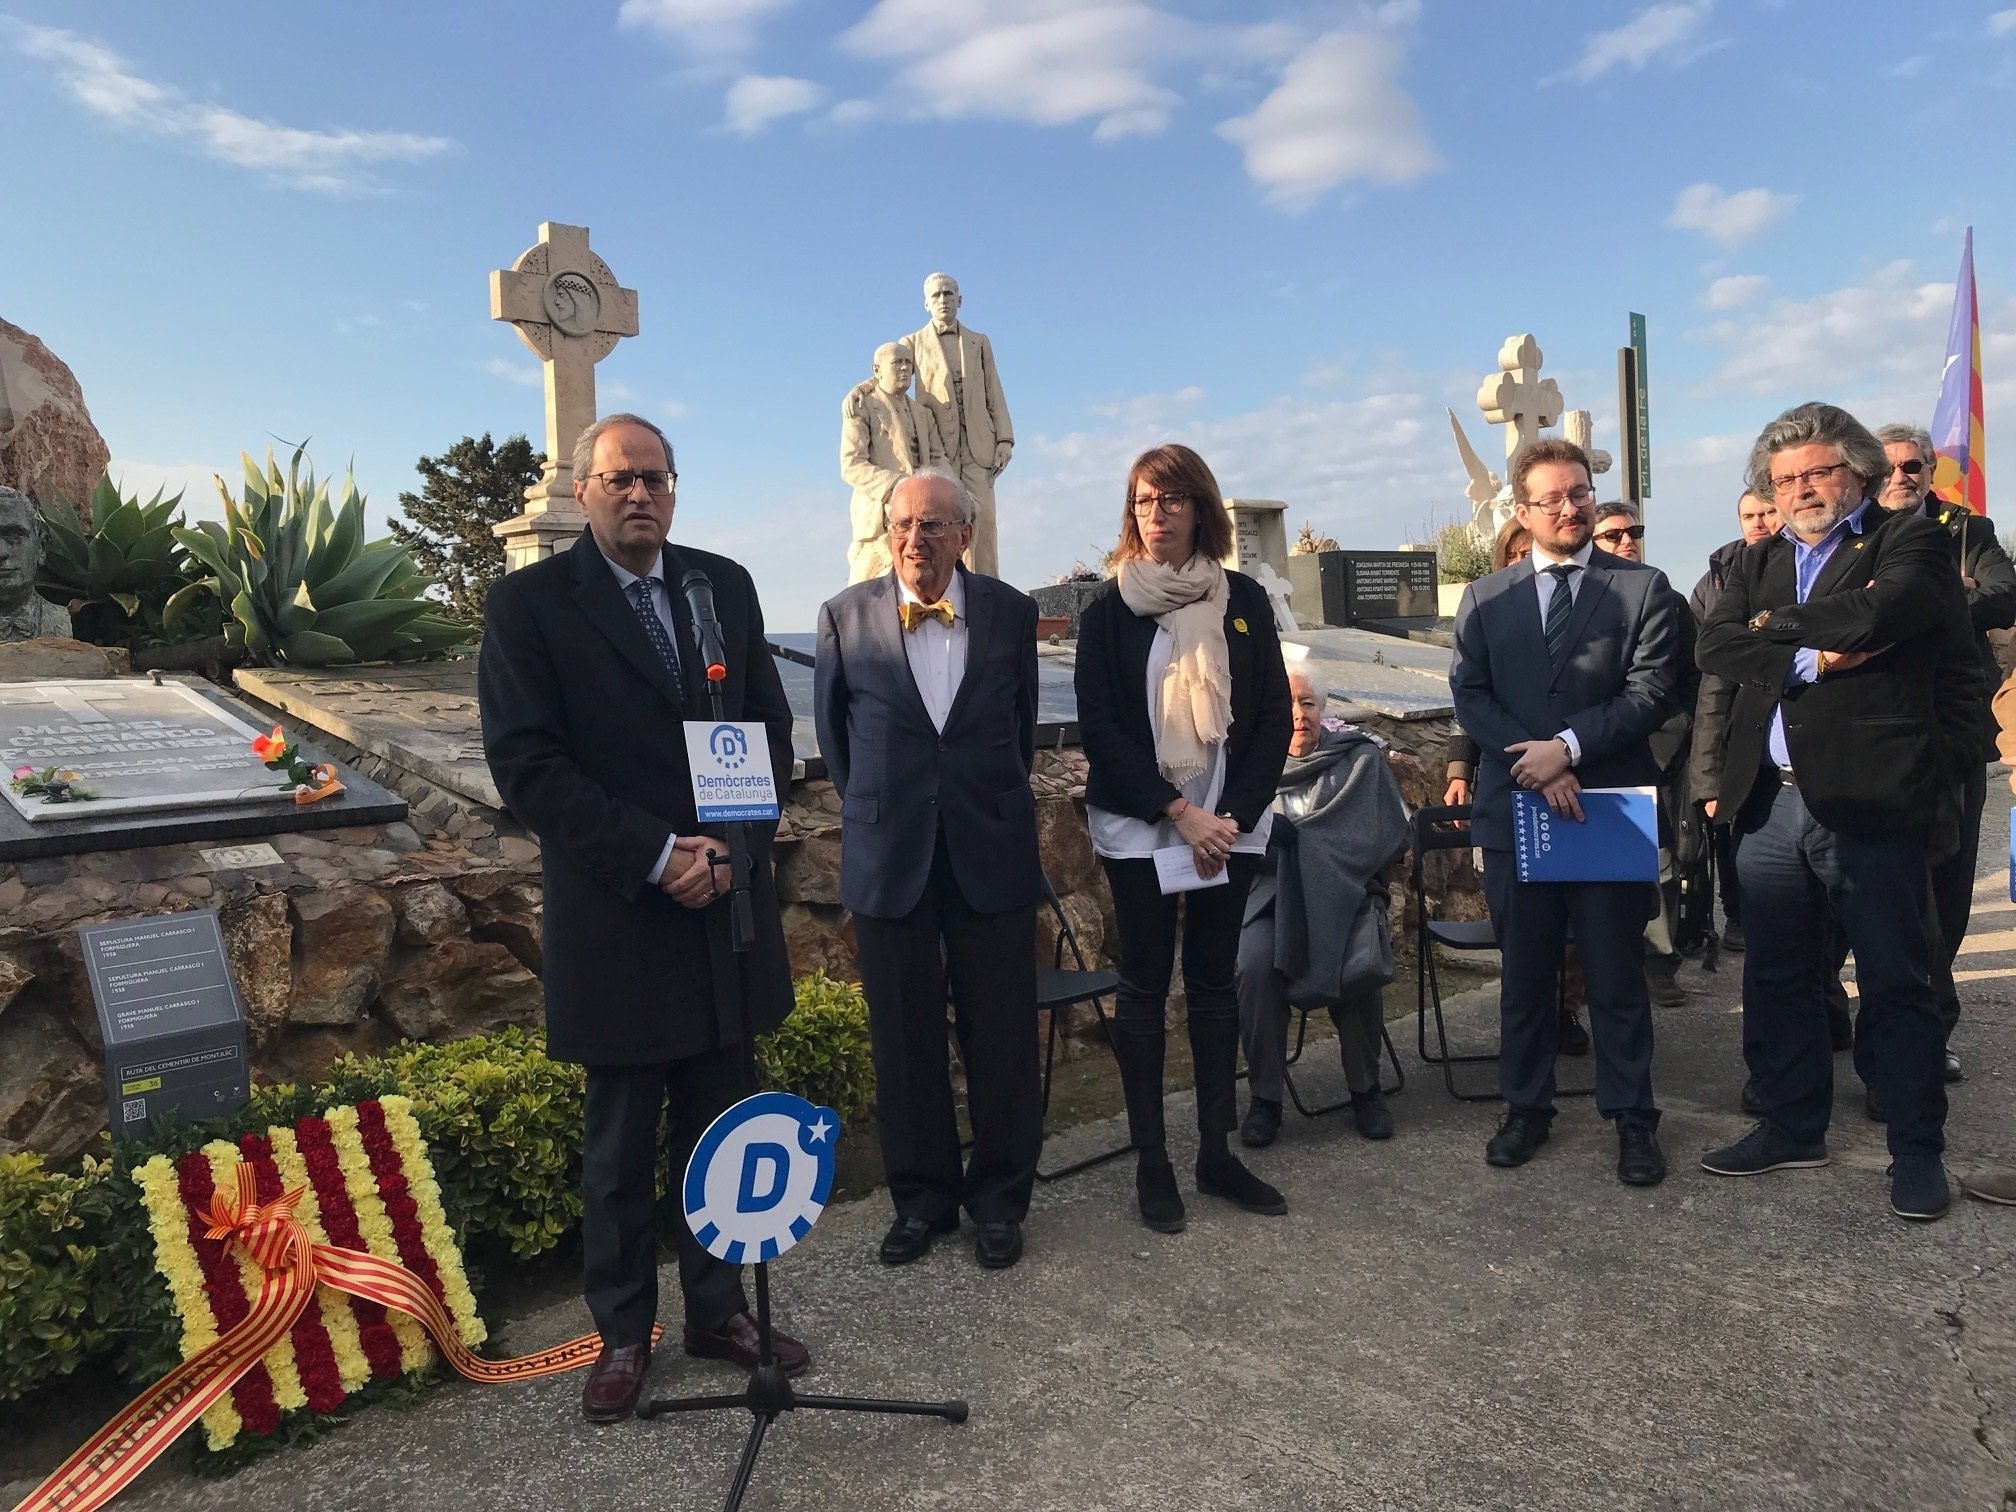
[489,222,640,569]
[1475,334,1564,462]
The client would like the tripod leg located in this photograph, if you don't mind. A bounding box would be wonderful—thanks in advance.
[794,1392,969,1423]
[721,1413,771,1512]
[639,1392,746,1416]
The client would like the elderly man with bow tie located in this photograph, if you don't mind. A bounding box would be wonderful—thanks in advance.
[814,468,1046,1271]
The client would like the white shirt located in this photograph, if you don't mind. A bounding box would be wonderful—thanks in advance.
[1087,626,1273,860]
[898,572,967,733]
[1527,539,1594,766]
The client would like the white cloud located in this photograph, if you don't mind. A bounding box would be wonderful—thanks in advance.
[840,0,1191,138]
[486,358,542,389]
[1215,31,1441,210]
[334,313,382,335]
[827,98,878,127]
[10,23,455,193]
[722,73,824,135]
[617,0,792,56]
[1667,182,1795,246]
[1884,55,1928,79]
[1557,1,1714,82]
[1700,274,1768,310]
[1991,10,2016,38]
[661,399,693,421]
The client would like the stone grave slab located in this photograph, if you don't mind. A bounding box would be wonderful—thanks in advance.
[1224,498,1288,579]
[0,678,405,859]
[1277,626,1454,720]
[1287,550,1440,630]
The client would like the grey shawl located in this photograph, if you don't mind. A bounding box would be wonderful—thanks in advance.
[1245,728,1410,1000]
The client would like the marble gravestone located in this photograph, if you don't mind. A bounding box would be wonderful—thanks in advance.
[0,678,405,858]
[1223,498,1289,580]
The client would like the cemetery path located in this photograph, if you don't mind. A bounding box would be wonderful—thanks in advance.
[10,787,2016,1512]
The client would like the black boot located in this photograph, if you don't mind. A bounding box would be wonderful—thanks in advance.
[1107,1013,1169,1153]
[1135,1149,1185,1233]
[1196,1143,1288,1215]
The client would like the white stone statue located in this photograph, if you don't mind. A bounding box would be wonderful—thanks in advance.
[1561,410,1615,480]
[840,341,947,584]
[1249,561,1299,633]
[905,273,1013,579]
[1448,408,1513,538]
[0,486,71,641]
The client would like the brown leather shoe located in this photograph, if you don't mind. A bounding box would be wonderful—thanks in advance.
[581,1342,651,1423]
[683,1312,811,1377]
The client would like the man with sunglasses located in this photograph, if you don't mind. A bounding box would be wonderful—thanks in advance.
[1696,403,1981,1221]
[479,413,809,1419]
[1592,502,1693,1012]
[1873,422,2016,1084]
[1450,439,1682,1187]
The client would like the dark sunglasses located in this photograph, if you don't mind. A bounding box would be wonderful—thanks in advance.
[1889,458,1925,477]
[1594,524,1646,544]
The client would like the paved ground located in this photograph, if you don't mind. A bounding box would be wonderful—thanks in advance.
[11,790,2016,1512]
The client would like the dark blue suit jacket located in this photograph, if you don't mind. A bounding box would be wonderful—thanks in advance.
[814,567,1043,920]
[1449,551,1682,852]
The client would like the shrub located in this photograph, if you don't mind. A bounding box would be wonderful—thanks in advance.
[175,445,475,666]
[1434,520,1493,584]
[0,1152,121,1398]
[758,973,876,1122]
[33,478,221,650]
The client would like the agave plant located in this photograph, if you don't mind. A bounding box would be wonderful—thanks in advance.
[172,445,474,666]
[35,477,220,648]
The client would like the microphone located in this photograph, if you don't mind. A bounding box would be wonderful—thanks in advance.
[681,568,730,684]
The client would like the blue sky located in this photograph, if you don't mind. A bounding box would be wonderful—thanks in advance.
[2,0,2013,629]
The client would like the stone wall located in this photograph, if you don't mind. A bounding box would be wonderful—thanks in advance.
[0,705,1483,1164]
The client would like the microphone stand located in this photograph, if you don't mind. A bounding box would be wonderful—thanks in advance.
[639,580,966,1512]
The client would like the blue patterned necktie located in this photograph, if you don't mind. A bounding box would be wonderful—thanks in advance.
[627,577,685,702]
[1543,564,1579,660]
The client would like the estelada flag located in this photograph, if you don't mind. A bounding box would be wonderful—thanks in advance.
[1932,227,1987,514]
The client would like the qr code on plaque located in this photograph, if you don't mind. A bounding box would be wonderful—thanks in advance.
[121,1097,146,1123]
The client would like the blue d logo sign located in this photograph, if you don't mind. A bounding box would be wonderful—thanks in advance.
[683,1092,839,1264]
[709,724,749,770]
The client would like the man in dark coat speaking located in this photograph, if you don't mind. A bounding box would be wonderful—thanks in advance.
[478,412,808,1422]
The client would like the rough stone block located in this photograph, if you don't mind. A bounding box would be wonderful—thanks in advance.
[291,886,395,1026]
[1035,796,1098,897]
[376,939,541,1040]
[0,1005,101,1161]
[778,902,858,983]
[395,881,468,945]
[774,830,842,905]
[221,892,293,1047]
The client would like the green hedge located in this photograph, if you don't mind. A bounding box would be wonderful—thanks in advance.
[0,974,873,1404]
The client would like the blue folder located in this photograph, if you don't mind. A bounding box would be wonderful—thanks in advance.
[1512,786,1659,883]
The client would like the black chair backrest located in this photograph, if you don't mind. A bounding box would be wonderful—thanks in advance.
[1411,804,1475,857]
[1040,871,1088,971]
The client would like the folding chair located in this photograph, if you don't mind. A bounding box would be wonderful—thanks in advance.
[1032,875,1131,1182]
[1280,998,1405,1118]
[1410,804,1590,1103]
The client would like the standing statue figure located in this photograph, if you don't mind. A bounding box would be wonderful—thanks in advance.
[0,486,70,641]
[906,273,1013,578]
[841,341,947,584]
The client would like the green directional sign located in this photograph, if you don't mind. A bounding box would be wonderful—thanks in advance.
[1629,312,1651,500]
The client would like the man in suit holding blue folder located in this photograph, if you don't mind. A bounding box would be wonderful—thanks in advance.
[1450,437,1682,1186]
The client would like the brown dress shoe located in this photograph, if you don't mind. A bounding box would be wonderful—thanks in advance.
[684,1312,811,1376]
[581,1342,651,1423]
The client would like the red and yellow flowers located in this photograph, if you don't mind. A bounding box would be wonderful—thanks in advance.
[248,724,344,806]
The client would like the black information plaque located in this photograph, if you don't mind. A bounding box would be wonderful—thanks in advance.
[1286,550,1439,629]
[80,908,250,1136]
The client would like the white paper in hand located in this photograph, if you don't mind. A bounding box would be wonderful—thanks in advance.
[1153,845,1232,895]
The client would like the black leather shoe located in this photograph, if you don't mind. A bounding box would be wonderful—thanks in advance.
[1239,1096,1282,1148]
[1557,1009,1592,1057]
[974,1220,1023,1269]
[1136,1152,1186,1233]
[582,1342,650,1423]
[1485,1109,1552,1167]
[1740,1078,1765,1117]
[684,1312,810,1376]
[878,1213,958,1266]
[1351,1089,1395,1141]
[1617,1123,1667,1186]
[1195,1150,1288,1215]
[1721,920,1745,954]
[1889,1157,1951,1222]
[1945,1050,1964,1084]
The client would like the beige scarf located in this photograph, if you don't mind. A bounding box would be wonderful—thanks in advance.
[1117,553,1233,786]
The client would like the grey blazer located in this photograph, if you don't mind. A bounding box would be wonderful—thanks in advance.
[814,567,1043,919]
[1448,551,1682,852]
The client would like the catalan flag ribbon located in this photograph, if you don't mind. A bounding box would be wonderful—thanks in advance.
[1931,227,1987,515]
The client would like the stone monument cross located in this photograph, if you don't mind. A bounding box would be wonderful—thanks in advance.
[489,222,640,570]
[1475,334,1564,461]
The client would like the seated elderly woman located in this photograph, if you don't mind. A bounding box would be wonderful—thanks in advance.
[1237,666,1410,1147]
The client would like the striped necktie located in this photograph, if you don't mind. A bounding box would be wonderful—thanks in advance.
[1542,564,1579,661]
[627,577,685,702]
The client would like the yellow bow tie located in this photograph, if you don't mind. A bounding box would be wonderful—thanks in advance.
[899,599,956,632]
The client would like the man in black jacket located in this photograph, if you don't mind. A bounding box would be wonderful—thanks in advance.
[1696,403,1982,1223]
[1688,490,1780,957]
[1874,421,2016,1081]
[479,414,809,1420]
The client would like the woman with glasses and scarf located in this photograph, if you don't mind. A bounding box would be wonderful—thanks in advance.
[1074,443,1292,1234]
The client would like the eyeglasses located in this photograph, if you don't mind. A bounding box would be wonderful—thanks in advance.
[1130,493,1193,517]
[1888,458,1926,477]
[1523,486,1596,515]
[588,469,676,496]
[1769,462,1851,494]
[1594,524,1646,545]
[889,517,961,538]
